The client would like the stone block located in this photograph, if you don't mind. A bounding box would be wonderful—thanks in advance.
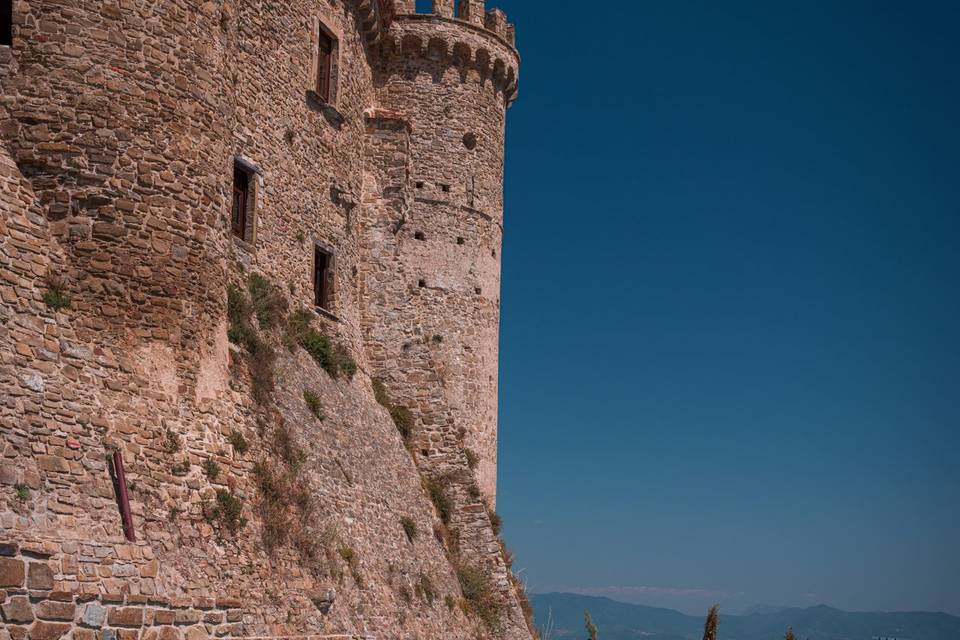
[184,626,207,640]
[2,595,34,623]
[27,563,54,590]
[34,600,75,621]
[0,558,25,587]
[0,542,18,556]
[106,607,144,627]
[26,621,71,640]
[152,610,174,625]
[81,602,106,628]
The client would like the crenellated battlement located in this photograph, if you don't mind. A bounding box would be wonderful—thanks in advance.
[393,0,517,47]
[384,2,520,105]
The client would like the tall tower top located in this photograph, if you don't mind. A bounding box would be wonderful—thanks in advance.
[388,0,519,105]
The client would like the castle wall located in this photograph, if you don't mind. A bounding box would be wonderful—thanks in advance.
[0,1,526,639]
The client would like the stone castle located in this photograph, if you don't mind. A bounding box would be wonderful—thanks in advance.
[0,0,529,639]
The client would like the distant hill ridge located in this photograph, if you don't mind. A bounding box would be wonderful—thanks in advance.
[532,593,960,640]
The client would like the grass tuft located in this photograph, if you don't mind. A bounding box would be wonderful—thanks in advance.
[424,476,453,524]
[303,390,325,420]
[400,516,417,543]
[248,273,288,330]
[456,563,502,633]
[213,489,246,535]
[285,310,356,379]
[229,429,248,454]
[42,277,71,310]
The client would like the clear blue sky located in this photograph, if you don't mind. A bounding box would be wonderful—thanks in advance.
[493,0,960,617]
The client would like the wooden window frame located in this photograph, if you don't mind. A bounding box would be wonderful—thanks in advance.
[316,28,334,103]
[310,16,341,108]
[231,164,252,241]
[314,244,335,312]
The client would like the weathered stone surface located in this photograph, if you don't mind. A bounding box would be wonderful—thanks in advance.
[26,563,54,590]
[0,543,17,557]
[0,558,25,587]
[80,603,105,628]
[0,1,530,639]
[26,621,71,640]
[1,595,34,623]
[106,607,143,627]
[34,600,75,621]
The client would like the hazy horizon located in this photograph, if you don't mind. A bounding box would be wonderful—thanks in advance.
[494,0,959,618]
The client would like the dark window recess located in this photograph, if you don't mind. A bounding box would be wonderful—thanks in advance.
[0,0,11,47]
[415,231,426,240]
[418,279,426,288]
[231,165,250,241]
[314,245,333,310]
[416,181,425,189]
[441,184,451,193]
[316,28,334,102]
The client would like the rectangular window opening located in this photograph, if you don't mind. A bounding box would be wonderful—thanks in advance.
[231,164,251,241]
[314,245,333,310]
[316,27,334,103]
[1,0,12,47]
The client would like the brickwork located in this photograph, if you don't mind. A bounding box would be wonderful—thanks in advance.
[0,1,524,639]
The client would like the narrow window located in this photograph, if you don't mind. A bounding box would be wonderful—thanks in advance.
[314,245,333,310]
[0,0,11,47]
[316,28,334,102]
[231,165,251,241]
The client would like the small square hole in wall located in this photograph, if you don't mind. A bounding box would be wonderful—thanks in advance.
[475,287,482,295]
[418,279,426,288]
[440,184,451,193]
[457,237,465,245]
[416,181,425,189]
[491,249,496,257]
[415,231,426,240]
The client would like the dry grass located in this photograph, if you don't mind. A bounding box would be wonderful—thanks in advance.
[456,563,502,633]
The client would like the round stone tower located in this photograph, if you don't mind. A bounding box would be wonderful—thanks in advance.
[361,0,519,504]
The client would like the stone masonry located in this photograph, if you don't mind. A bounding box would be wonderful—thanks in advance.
[0,1,524,640]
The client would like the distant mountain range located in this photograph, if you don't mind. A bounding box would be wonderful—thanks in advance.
[531,593,960,640]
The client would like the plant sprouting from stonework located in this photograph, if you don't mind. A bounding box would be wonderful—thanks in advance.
[284,309,357,379]
[248,273,288,330]
[424,476,453,524]
[585,610,599,640]
[227,284,276,404]
[338,545,363,586]
[400,516,417,543]
[464,447,479,469]
[42,276,71,310]
[229,429,248,454]
[212,489,246,535]
[203,458,220,481]
[304,390,325,420]
[416,573,436,606]
[372,378,415,446]
[171,461,190,476]
[457,563,502,633]
[14,483,30,502]
[163,429,181,454]
[703,605,720,640]
[784,627,797,640]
